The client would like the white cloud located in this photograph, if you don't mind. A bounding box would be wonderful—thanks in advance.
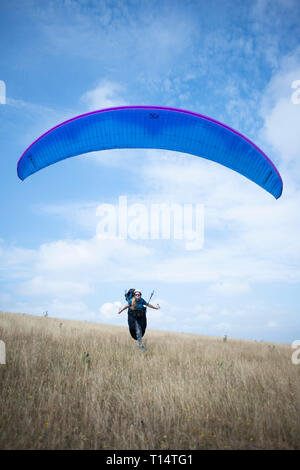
[249,0,299,68]
[99,301,122,320]
[85,148,143,169]
[0,293,13,308]
[215,322,233,331]
[263,97,300,163]
[17,276,92,298]
[80,80,128,111]
[0,245,37,281]
[46,299,96,321]
[33,201,99,233]
[259,48,300,166]
[195,303,218,315]
[30,0,199,86]
[34,237,151,280]
[195,313,211,322]
[8,97,76,151]
[208,280,251,296]
[9,298,96,321]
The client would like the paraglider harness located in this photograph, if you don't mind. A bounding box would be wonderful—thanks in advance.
[125,289,154,318]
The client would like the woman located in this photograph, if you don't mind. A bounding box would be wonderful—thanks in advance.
[118,290,160,351]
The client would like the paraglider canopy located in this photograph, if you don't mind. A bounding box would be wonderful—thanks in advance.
[17,105,283,198]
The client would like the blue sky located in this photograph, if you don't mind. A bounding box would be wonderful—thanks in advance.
[1,0,300,343]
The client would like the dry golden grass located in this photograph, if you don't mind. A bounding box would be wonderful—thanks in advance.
[0,310,299,450]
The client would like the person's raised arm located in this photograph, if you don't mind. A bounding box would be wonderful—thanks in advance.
[118,305,129,314]
[146,303,160,310]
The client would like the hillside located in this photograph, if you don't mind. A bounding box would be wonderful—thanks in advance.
[0,311,299,450]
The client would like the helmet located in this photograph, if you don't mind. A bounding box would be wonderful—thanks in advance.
[134,290,142,295]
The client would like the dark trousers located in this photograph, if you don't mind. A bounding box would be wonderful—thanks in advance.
[128,311,147,341]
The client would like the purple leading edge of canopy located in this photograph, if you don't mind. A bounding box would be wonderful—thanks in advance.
[17,105,283,198]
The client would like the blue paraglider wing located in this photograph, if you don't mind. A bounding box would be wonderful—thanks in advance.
[17,106,283,198]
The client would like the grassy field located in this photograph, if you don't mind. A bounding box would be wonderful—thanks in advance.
[0,310,299,450]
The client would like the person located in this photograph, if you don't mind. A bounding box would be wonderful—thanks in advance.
[118,290,160,351]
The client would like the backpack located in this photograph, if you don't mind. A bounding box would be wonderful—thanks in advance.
[125,288,136,307]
